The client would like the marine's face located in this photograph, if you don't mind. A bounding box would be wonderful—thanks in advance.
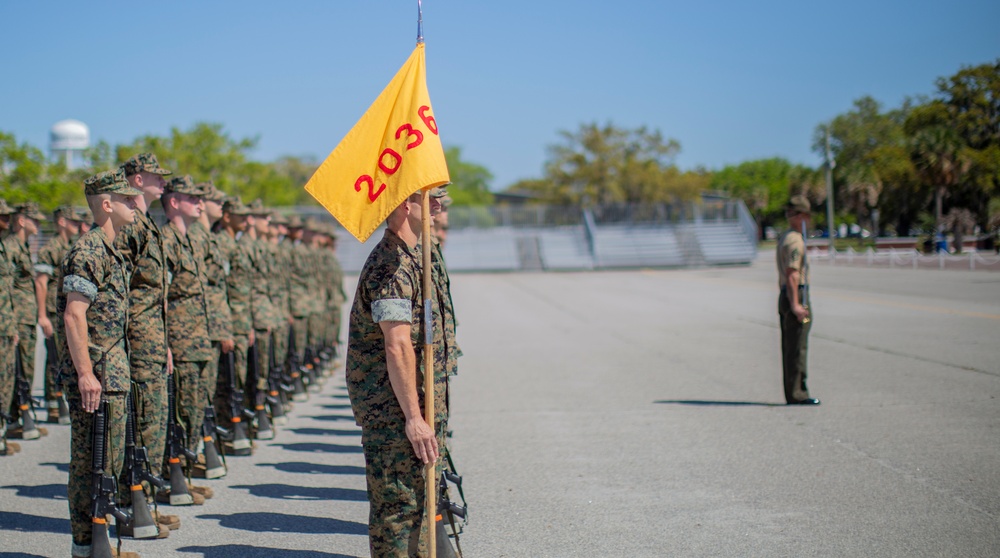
[174,193,202,220]
[110,194,139,227]
[137,171,167,199]
[204,200,223,221]
[253,214,270,235]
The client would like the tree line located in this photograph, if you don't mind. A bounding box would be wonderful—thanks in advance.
[506,59,999,241]
[0,123,494,212]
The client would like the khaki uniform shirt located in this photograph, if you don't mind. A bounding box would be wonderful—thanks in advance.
[57,227,131,391]
[777,230,808,288]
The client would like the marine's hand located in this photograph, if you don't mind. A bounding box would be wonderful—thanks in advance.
[221,339,235,353]
[249,330,256,347]
[78,372,102,413]
[38,315,54,338]
[166,348,174,375]
[792,303,810,323]
[405,417,439,464]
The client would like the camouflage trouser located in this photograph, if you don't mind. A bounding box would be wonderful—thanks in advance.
[0,336,14,435]
[67,387,127,546]
[42,328,62,403]
[205,342,222,409]
[130,360,167,492]
[215,335,248,426]
[252,330,271,392]
[174,360,210,454]
[291,317,308,363]
[327,304,342,348]
[272,324,289,378]
[9,325,35,419]
[362,427,446,558]
[306,313,324,353]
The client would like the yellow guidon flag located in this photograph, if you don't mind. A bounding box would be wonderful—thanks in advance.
[305,43,450,242]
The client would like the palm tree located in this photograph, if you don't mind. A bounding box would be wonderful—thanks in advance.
[909,126,970,235]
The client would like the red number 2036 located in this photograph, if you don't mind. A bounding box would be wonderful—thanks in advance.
[354,105,439,203]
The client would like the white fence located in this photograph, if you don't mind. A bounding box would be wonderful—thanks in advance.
[808,246,1000,272]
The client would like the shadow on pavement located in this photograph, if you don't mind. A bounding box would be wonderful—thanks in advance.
[230,483,367,501]
[307,414,356,422]
[177,545,355,558]
[197,512,367,535]
[318,403,353,410]
[287,427,359,437]
[0,484,68,500]
[39,462,69,473]
[256,462,365,476]
[654,400,786,407]
[0,511,70,534]
[272,442,362,454]
[0,554,49,558]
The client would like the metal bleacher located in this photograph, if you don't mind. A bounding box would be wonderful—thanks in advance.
[323,199,758,273]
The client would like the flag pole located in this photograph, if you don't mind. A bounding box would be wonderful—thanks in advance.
[417,5,435,556]
[421,188,436,558]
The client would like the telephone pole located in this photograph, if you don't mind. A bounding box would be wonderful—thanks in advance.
[824,129,836,254]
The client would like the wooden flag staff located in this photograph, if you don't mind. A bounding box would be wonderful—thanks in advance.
[421,188,436,558]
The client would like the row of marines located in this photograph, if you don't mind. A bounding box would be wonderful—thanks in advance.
[0,152,346,558]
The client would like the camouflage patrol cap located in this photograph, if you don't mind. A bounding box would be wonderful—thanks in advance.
[247,199,271,217]
[286,215,304,229]
[196,181,226,202]
[120,152,172,177]
[786,195,811,215]
[85,168,143,197]
[72,207,93,222]
[53,205,76,220]
[302,217,323,233]
[222,197,253,215]
[428,187,448,198]
[164,175,202,196]
[14,202,47,221]
[0,199,16,216]
[270,212,289,226]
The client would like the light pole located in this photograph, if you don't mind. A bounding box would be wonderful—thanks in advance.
[824,129,836,254]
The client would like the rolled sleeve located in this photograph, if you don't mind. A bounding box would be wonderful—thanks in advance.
[63,274,99,302]
[372,299,412,323]
[35,263,55,276]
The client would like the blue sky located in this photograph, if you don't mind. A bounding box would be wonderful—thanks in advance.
[2,1,997,191]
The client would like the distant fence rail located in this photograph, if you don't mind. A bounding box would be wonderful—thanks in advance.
[808,246,1000,272]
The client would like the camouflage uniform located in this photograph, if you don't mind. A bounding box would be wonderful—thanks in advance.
[189,217,231,423]
[347,228,450,558]
[430,237,462,378]
[265,234,291,384]
[285,224,314,365]
[116,153,172,486]
[214,215,254,422]
[245,230,276,392]
[60,171,140,550]
[0,201,17,446]
[35,213,74,405]
[162,178,214,454]
[2,203,45,419]
[304,223,327,356]
[323,237,346,353]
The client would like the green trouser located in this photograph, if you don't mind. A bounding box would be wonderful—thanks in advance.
[67,388,126,546]
[174,360,210,454]
[253,330,271,392]
[205,342,222,411]
[362,425,446,558]
[291,317,308,362]
[779,289,812,404]
[131,361,167,493]
[306,313,324,353]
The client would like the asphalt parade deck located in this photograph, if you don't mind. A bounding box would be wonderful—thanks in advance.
[2,257,998,557]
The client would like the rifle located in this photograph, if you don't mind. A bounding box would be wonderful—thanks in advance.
[165,377,196,505]
[118,390,165,539]
[286,326,309,401]
[266,332,288,425]
[436,451,468,558]
[13,349,40,439]
[44,336,70,424]
[248,341,274,440]
[90,398,132,558]
[200,404,226,479]
[801,220,811,325]
[222,349,252,455]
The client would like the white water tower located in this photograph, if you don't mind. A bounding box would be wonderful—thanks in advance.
[50,119,90,170]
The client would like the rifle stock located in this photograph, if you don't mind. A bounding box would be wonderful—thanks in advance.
[90,399,131,557]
